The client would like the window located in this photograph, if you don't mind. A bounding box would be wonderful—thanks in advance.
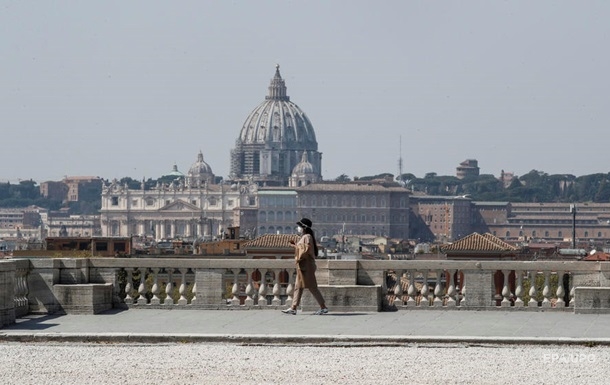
[132,199,138,207]
[146,198,154,206]
[192,200,197,206]
[111,197,119,206]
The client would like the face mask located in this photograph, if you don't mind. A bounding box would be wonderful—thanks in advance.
[296,226,303,234]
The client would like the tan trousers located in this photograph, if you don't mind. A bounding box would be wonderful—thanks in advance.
[292,273,326,308]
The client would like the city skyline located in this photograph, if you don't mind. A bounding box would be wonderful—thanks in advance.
[2,2,610,183]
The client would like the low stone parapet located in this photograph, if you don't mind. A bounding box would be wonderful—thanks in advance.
[53,283,113,315]
[0,260,16,327]
[574,287,610,314]
[300,285,382,312]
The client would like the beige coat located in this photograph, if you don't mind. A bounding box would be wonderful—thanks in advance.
[294,234,318,289]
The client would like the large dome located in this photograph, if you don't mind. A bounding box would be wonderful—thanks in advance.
[238,65,317,147]
[230,65,322,186]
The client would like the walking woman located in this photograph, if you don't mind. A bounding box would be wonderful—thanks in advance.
[282,218,329,315]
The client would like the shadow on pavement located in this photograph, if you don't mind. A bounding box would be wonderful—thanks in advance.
[5,314,61,330]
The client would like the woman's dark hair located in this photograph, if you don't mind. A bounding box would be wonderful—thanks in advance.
[303,227,319,257]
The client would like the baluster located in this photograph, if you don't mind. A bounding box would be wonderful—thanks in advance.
[555,271,565,308]
[393,270,404,308]
[178,268,188,306]
[501,270,511,307]
[20,270,29,308]
[231,269,240,306]
[406,270,416,307]
[245,269,254,306]
[420,270,429,307]
[542,271,551,308]
[150,268,161,305]
[258,269,267,306]
[568,273,574,308]
[191,282,197,305]
[445,270,456,307]
[137,268,148,305]
[272,269,282,306]
[459,279,466,307]
[514,270,524,307]
[13,272,21,308]
[124,269,134,304]
[285,269,295,308]
[433,269,443,307]
[17,271,25,307]
[164,269,174,306]
[528,271,538,307]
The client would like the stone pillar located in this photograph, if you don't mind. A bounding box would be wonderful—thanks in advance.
[159,221,166,239]
[195,269,225,308]
[462,268,493,308]
[27,258,61,314]
[0,260,16,327]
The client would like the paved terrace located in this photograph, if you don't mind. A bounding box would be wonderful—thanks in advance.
[2,308,610,345]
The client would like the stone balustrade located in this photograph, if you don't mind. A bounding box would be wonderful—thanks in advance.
[1,258,609,327]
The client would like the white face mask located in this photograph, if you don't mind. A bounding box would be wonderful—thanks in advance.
[296,226,303,234]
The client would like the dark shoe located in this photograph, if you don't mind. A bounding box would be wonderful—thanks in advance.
[313,308,328,315]
[282,308,297,315]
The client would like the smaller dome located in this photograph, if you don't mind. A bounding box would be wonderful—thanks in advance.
[292,151,315,175]
[188,151,214,176]
[165,164,184,177]
[187,151,215,187]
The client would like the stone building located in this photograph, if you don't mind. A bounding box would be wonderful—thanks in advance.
[410,198,610,244]
[295,180,410,239]
[456,159,480,179]
[410,195,472,242]
[99,152,258,239]
[479,202,610,243]
[257,187,298,236]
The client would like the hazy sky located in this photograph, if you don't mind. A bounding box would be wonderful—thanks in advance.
[2,1,610,184]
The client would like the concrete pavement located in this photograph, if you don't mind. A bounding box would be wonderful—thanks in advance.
[2,308,610,345]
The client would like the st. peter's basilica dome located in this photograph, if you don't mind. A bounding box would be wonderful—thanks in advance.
[229,65,322,186]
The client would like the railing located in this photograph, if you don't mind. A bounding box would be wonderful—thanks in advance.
[86,258,300,309]
[79,259,297,310]
[2,257,609,325]
[359,260,605,310]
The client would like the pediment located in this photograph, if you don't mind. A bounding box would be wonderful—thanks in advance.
[159,199,199,212]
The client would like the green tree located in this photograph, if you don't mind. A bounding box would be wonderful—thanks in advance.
[334,174,351,182]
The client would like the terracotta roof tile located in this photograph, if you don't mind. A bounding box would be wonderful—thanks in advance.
[442,232,518,253]
[583,252,610,261]
[244,234,299,249]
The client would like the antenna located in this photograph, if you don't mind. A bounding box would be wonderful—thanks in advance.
[398,136,404,185]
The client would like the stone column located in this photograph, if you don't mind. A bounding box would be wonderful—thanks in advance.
[0,260,16,327]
